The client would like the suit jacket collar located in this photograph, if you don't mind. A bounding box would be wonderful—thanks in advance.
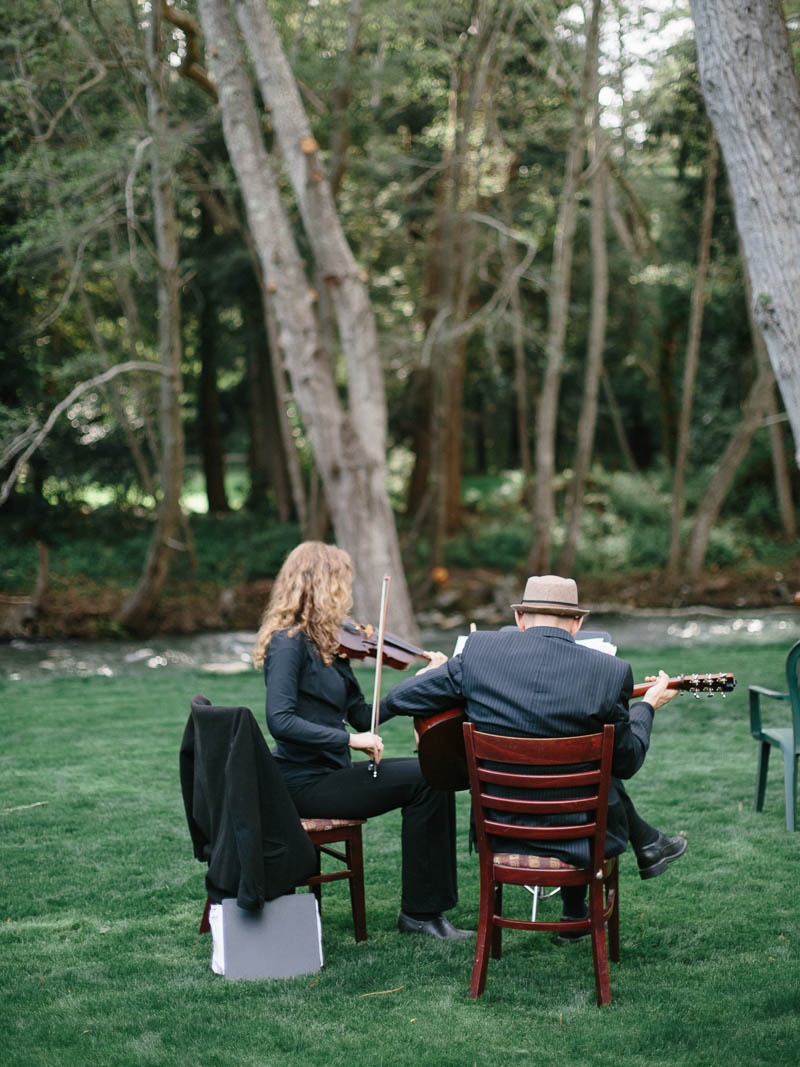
[523,625,576,643]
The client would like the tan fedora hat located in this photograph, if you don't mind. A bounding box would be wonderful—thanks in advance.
[510,575,589,617]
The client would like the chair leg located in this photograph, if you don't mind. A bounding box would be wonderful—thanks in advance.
[589,884,612,1006]
[607,862,620,964]
[199,895,212,934]
[309,847,323,913]
[782,751,798,832]
[492,883,503,960]
[754,742,771,812]
[346,832,367,942]
[591,925,612,1007]
[469,875,495,999]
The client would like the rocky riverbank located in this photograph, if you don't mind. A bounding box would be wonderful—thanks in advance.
[2,562,798,641]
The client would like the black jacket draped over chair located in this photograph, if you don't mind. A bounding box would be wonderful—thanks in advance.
[180,695,318,910]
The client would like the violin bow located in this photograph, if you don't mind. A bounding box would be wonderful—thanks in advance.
[369,575,391,779]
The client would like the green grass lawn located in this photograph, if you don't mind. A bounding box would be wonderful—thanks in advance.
[1,642,798,1066]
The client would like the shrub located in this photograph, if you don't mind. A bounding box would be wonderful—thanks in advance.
[445,518,530,572]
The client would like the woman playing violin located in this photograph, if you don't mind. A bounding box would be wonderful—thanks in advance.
[253,541,469,940]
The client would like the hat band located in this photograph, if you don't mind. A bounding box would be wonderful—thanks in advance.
[521,598,578,608]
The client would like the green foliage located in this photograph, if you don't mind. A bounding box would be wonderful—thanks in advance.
[5,455,793,597]
[2,646,799,1065]
[169,514,302,586]
[445,518,531,572]
[0,505,302,593]
[462,470,527,514]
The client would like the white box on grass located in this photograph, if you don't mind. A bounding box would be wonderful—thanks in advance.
[209,894,323,980]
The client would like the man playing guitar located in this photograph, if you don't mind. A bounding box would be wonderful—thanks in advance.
[382,574,687,939]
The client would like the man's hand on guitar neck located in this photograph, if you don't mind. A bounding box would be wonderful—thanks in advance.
[641,670,681,710]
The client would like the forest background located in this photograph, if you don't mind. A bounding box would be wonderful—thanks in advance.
[2,0,800,643]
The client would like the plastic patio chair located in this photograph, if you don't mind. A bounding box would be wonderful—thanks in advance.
[749,639,800,831]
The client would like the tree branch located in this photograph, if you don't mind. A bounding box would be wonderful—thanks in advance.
[161,1,218,101]
[34,66,108,143]
[0,362,167,506]
[1,424,39,469]
[126,136,154,277]
[25,204,117,336]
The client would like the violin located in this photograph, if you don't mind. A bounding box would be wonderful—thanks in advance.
[337,617,431,671]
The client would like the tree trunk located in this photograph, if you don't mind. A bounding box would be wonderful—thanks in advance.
[405,365,434,519]
[766,393,797,539]
[117,6,185,632]
[193,183,304,525]
[529,0,600,573]
[742,256,796,540]
[32,541,49,617]
[666,133,718,576]
[327,0,363,199]
[197,0,416,634]
[503,225,533,502]
[684,235,793,579]
[242,286,291,520]
[259,284,312,532]
[410,0,517,562]
[601,369,638,473]
[234,0,386,447]
[197,208,230,514]
[684,360,776,580]
[559,17,607,575]
[78,285,156,499]
[108,227,162,480]
[691,0,800,466]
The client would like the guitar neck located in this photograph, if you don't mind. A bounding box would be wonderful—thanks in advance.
[632,672,736,699]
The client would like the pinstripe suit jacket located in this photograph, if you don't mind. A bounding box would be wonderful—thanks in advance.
[381,626,655,865]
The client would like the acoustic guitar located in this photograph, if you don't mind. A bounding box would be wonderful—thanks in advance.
[415,672,737,792]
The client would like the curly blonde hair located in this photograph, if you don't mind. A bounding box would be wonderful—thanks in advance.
[252,541,353,668]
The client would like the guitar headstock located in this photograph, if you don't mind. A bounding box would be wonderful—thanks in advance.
[674,672,736,696]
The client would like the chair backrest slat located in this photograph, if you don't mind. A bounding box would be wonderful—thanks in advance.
[478,792,600,815]
[471,730,605,763]
[484,819,598,841]
[477,767,602,790]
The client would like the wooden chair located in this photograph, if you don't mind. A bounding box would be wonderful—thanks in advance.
[300,817,367,942]
[749,639,800,831]
[463,721,619,1006]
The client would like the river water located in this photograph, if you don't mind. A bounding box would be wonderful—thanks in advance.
[1,607,799,681]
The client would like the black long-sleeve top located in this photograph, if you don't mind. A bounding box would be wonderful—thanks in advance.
[264,628,386,789]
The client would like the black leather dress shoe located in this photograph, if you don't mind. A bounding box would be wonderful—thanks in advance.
[637,832,688,880]
[397,911,473,940]
[553,909,590,945]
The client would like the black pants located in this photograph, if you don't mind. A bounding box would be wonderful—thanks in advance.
[288,757,458,916]
[561,783,659,917]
